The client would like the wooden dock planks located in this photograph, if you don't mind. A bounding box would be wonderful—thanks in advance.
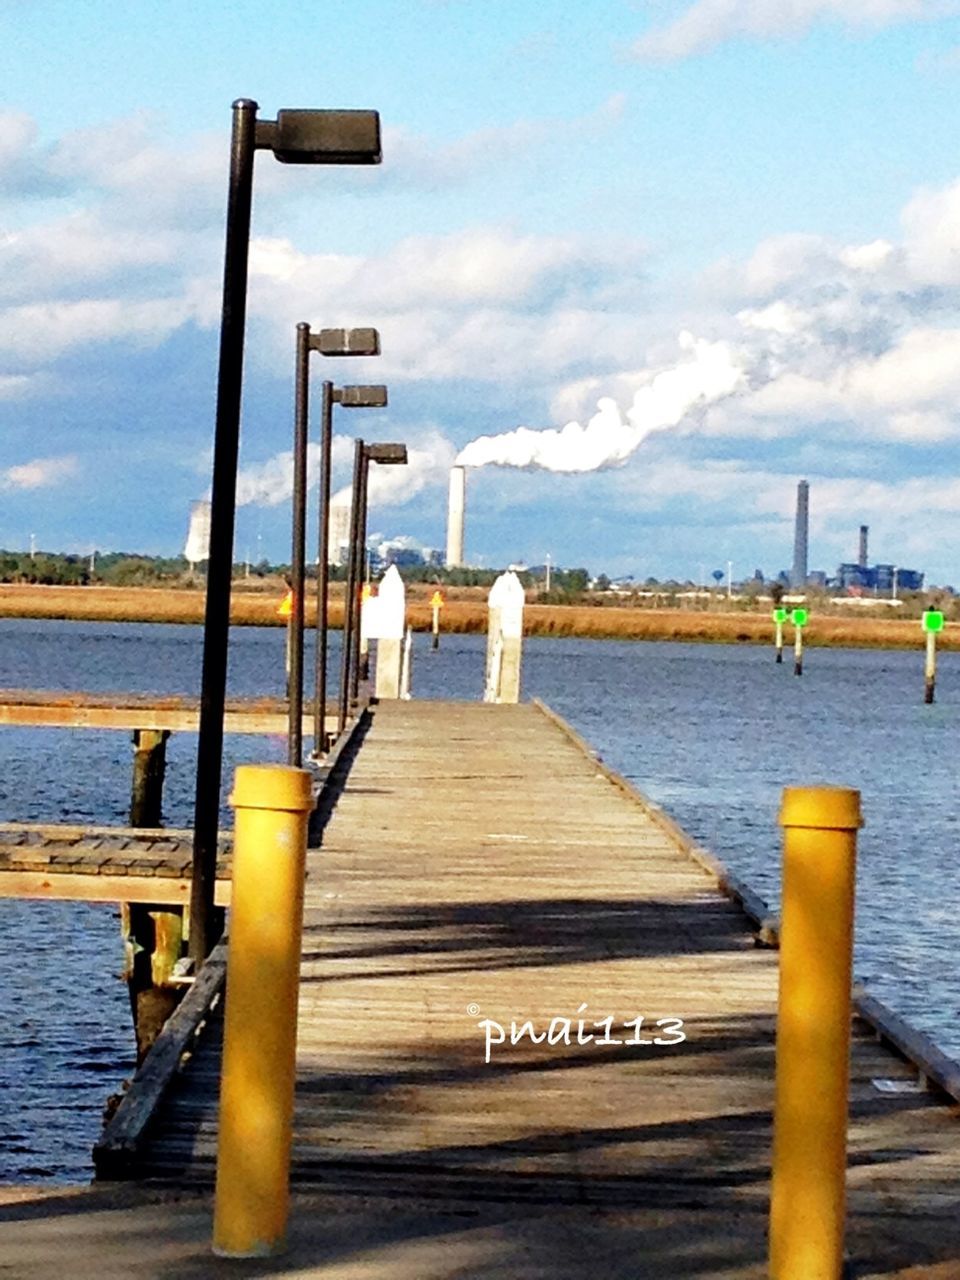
[0,689,336,736]
[0,824,232,904]
[124,697,960,1260]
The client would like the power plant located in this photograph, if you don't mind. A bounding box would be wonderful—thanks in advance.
[446,465,465,568]
[782,483,924,592]
[791,480,809,589]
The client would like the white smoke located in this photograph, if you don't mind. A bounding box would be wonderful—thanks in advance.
[235,442,326,508]
[233,431,455,512]
[331,434,455,509]
[455,333,748,472]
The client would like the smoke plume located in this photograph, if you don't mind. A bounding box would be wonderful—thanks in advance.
[233,431,455,512]
[455,333,746,472]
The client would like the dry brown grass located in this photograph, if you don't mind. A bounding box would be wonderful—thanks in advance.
[0,583,952,651]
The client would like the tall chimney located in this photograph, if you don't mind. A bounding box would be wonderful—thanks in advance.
[858,524,868,570]
[791,480,809,588]
[184,500,211,569]
[446,466,465,568]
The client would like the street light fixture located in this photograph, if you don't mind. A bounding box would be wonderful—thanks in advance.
[190,99,381,965]
[338,434,407,736]
[289,325,381,769]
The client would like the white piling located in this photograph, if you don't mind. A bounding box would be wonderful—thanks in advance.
[484,571,525,703]
[400,626,413,700]
[373,565,405,699]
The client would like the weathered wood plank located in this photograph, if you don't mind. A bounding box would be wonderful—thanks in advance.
[94,940,228,1178]
[0,689,339,736]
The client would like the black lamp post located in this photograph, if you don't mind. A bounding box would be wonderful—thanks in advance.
[190,100,381,965]
[337,435,407,736]
[289,325,380,768]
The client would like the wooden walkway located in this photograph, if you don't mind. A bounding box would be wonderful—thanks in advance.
[0,688,331,735]
[82,698,960,1275]
[0,823,232,905]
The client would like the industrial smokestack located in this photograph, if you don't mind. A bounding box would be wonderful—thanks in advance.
[446,466,466,568]
[792,480,809,589]
[328,502,351,567]
[183,500,211,570]
[858,524,868,570]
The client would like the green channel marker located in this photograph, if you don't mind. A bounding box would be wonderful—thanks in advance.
[773,607,787,623]
[922,610,944,633]
[791,608,808,627]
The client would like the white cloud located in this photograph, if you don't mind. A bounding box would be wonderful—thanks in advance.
[1,454,78,490]
[0,373,34,399]
[244,226,651,386]
[900,177,960,284]
[0,296,198,362]
[632,0,958,61]
[249,226,645,313]
[0,212,183,302]
[369,94,627,192]
[237,429,456,512]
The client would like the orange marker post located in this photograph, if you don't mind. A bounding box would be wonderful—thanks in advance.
[430,589,444,650]
[359,582,373,681]
[277,590,294,697]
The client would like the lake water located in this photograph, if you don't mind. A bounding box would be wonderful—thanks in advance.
[1,617,957,1182]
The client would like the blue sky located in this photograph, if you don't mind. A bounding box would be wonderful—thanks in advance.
[4,1,960,582]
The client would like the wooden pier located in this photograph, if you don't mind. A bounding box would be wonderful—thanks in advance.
[0,824,232,905]
[43,698,956,1277]
[0,688,330,735]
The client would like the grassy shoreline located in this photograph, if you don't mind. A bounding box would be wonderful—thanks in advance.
[0,582,953,651]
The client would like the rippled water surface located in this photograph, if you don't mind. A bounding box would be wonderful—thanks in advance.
[1,618,958,1181]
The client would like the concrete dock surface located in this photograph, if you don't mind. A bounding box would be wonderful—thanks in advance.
[2,1182,959,1278]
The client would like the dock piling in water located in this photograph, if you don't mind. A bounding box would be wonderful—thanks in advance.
[790,607,807,677]
[484,571,524,703]
[125,728,183,1061]
[922,610,942,704]
[129,728,169,828]
[773,606,786,663]
[373,565,405,699]
[431,589,443,649]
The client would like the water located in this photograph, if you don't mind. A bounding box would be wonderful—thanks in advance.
[1,618,958,1182]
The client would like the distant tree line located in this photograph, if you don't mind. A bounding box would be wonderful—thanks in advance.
[0,549,196,586]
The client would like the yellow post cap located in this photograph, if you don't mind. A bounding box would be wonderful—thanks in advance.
[779,785,862,831]
[229,764,316,813]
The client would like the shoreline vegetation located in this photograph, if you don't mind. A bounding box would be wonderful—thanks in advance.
[0,582,954,651]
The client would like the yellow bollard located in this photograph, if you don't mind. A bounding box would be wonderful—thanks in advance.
[212,764,315,1258]
[769,786,862,1280]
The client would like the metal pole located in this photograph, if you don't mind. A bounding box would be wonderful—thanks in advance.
[350,453,370,706]
[337,439,364,738]
[775,619,784,663]
[313,380,334,755]
[190,98,259,964]
[288,323,309,767]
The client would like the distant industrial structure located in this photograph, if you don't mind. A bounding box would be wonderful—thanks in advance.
[371,536,442,572]
[446,466,466,568]
[791,480,809,589]
[783,488,924,593]
[183,501,211,572]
